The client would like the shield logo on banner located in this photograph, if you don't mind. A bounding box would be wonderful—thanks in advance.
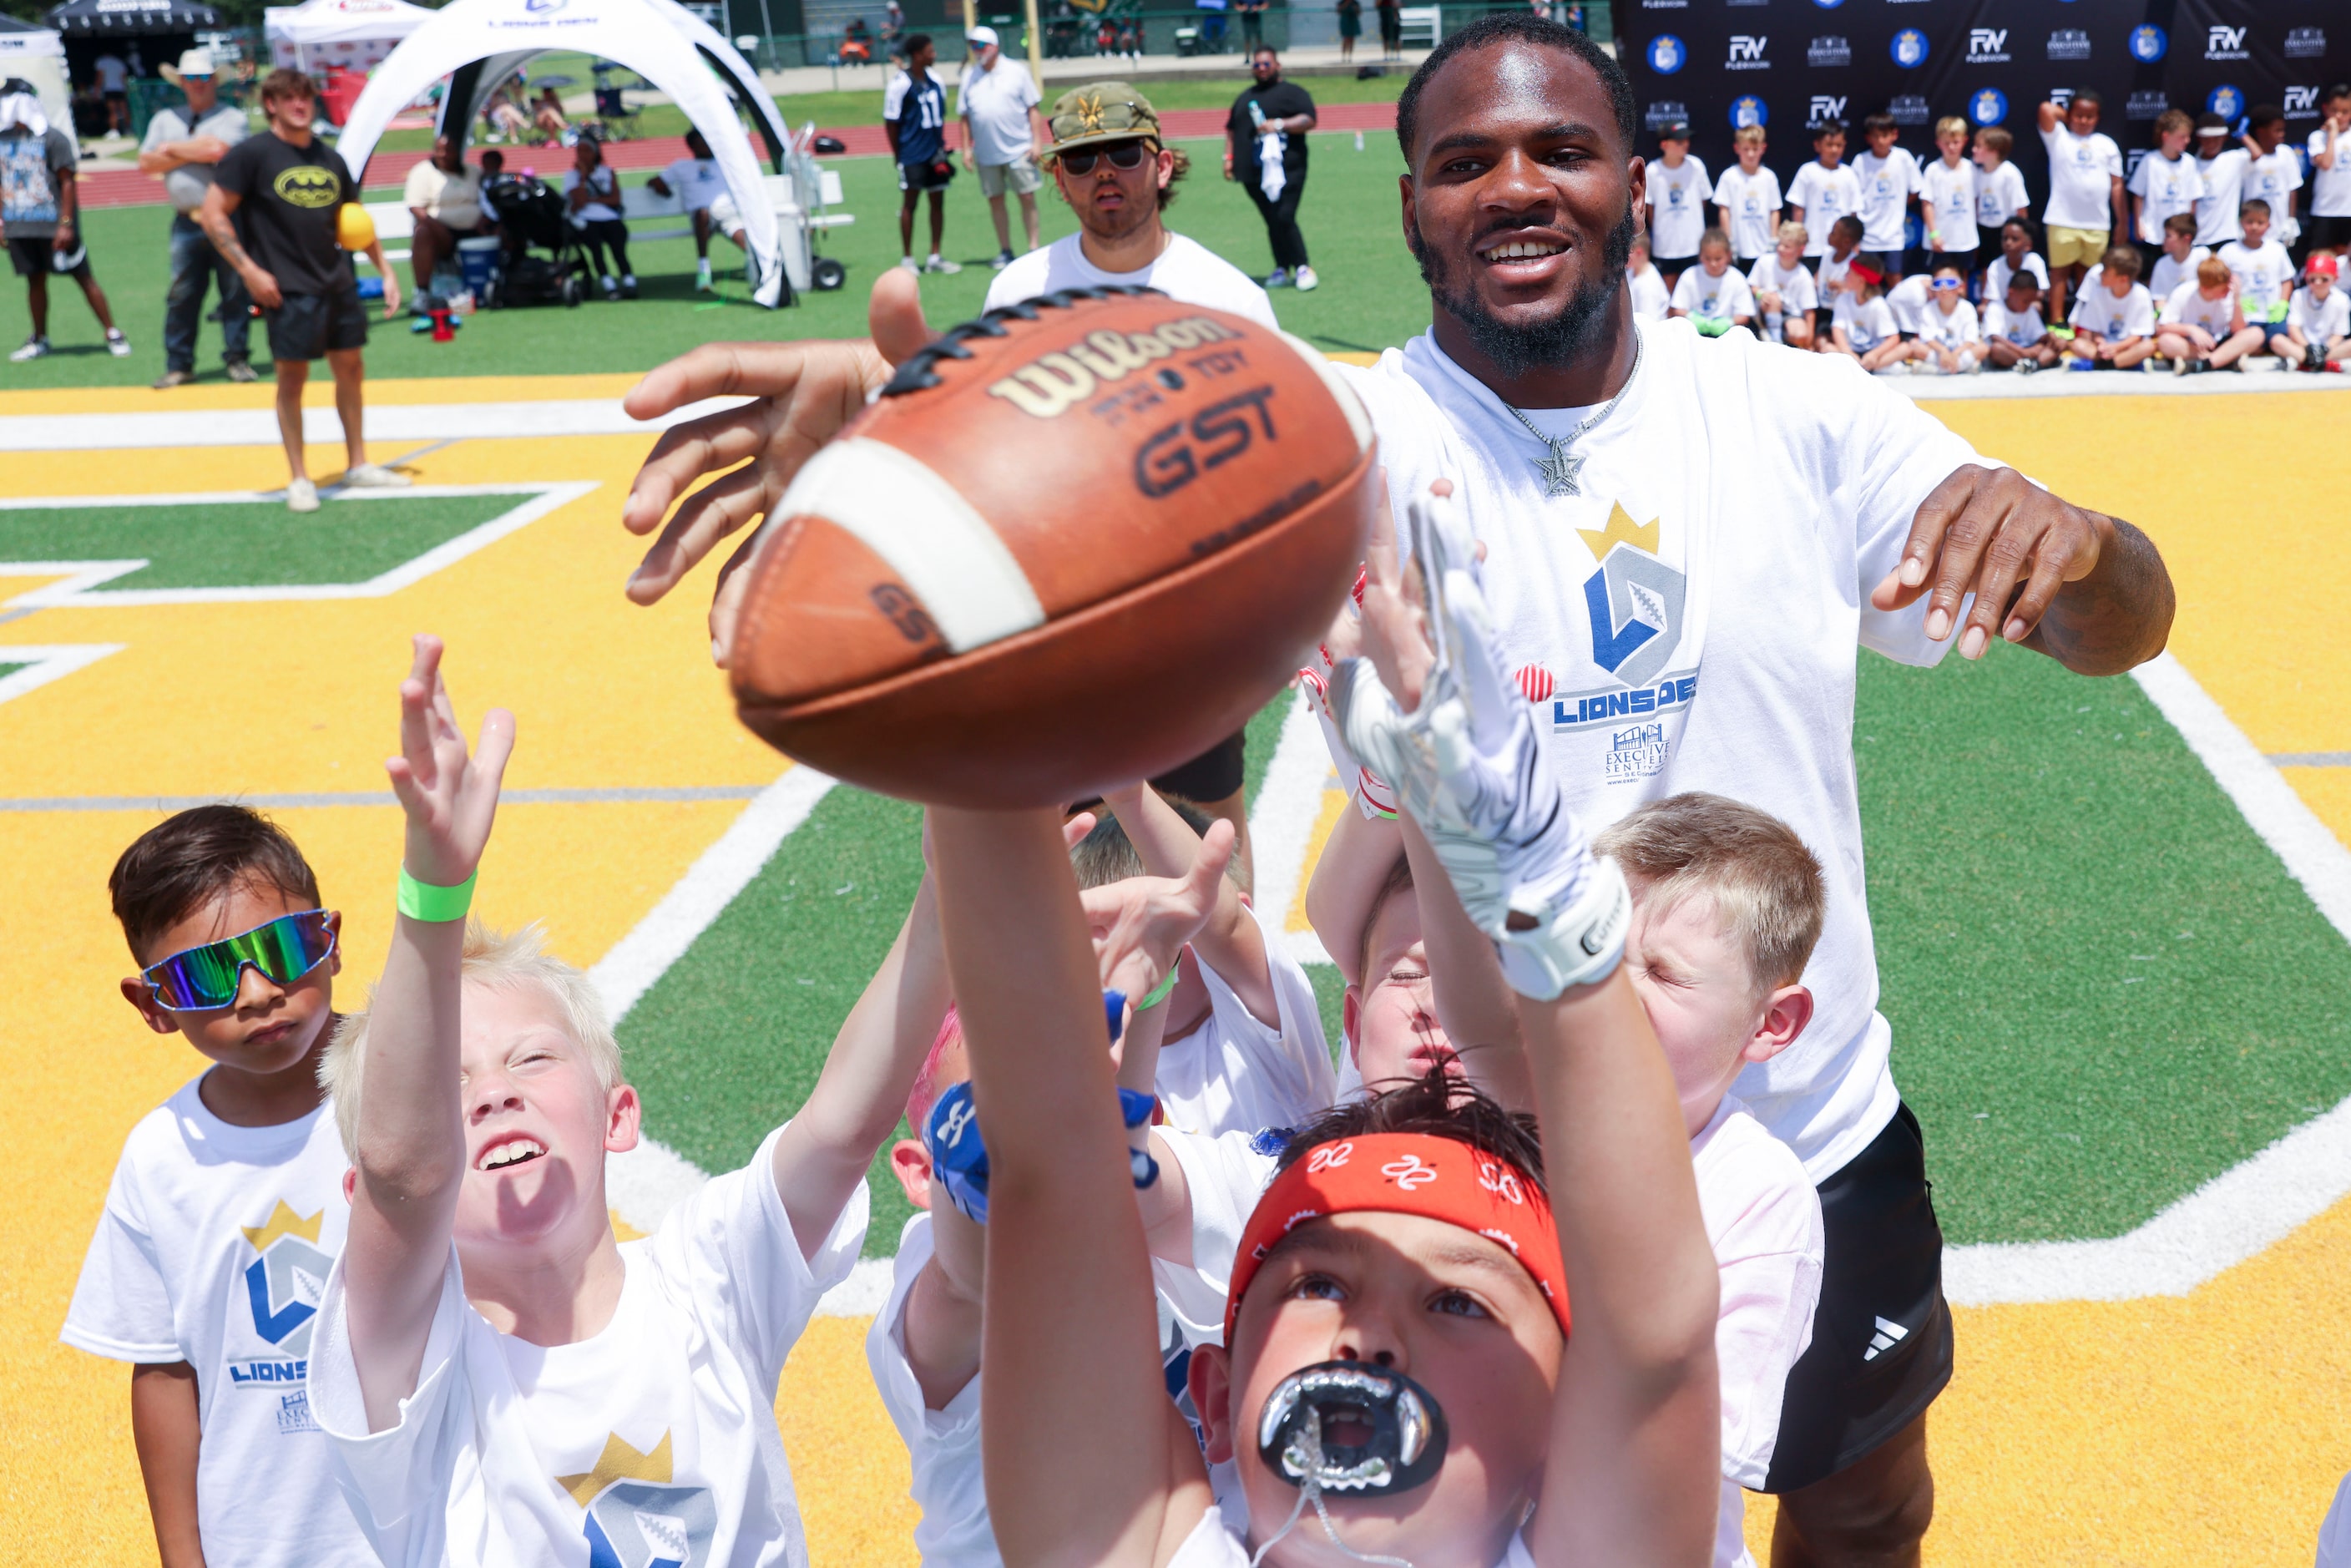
[1970,89,2008,126]
[2207,84,2243,122]
[1647,34,1685,74]
[2128,24,2166,63]
[1730,94,1767,129]
[1889,28,1928,68]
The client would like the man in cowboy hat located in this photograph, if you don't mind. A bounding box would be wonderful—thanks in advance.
[141,47,255,386]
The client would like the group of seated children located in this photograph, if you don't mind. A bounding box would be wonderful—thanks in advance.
[67,483,1850,1566]
[1625,107,2351,376]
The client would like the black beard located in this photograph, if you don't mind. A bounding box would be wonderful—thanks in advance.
[1412,203,1637,380]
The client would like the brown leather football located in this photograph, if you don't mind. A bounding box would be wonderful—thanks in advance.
[726,286,1378,808]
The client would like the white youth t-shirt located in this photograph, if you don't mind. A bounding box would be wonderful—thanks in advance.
[867,1214,994,1568]
[1337,319,1988,1178]
[2070,280,2156,340]
[2148,244,2212,301]
[2219,238,2293,322]
[1853,147,1921,250]
[2192,147,2252,245]
[1883,274,1931,336]
[2040,124,2122,230]
[1629,260,1671,320]
[1915,298,1981,352]
[2246,148,2304,222]
[660,155,728,213]
[2311,128,2351,217]
[2129,152,2204,243]
[1152,1125,1282,1347]
[308,1126,867,1568]
[1747,253,1818,315]
[1713,163,1783,258]
[1984,250,2050,301]
[1973,159,2028,230]
[1695,1095,1823,1568]
[2291,287,2349,343]
[1153,902,1336,1141]
[985,232,1278,330]
[1648,155,1714,259]
[62,1080,373,1568]
[1787,161,1863,256]
[1671,265,1757,326]
[1982,300,2046,347]
[2158,279,2236,336]
[1918,159,1978,254]
[1833,293,1898,353]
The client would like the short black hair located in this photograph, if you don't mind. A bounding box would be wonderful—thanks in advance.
[2071,86,2103,110]
[480,148,503,169]
[1860,112,1896,135]
[1396,12,1635,165]
[109,805,322,959]
[903,31,932,56]
[1813,118,1847,139]
[1277,1066,1546,1196]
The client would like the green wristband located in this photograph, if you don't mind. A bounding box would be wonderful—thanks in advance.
[1137,964,1182,1011]
[397,866,478,923]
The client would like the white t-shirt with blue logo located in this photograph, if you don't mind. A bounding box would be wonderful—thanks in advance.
[1647,154,1714,260]
[1853,146,1921,250]
[1670,261,1757,326]
[1339,318,1987,1180]
[1152,902,1337,1142]
[308,1125,866,1568]
[2039,124,2123,231]
[2128,153,2204,244]
[1974,159,2028,231]
[1787,160,1863,256]
[62,1078,375,1568]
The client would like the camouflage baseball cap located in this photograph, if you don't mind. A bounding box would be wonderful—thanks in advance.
[1044,84,1162,159]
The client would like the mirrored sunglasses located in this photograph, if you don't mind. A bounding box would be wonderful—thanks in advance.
[1929,277,1964,291]
[1060,141,1150,175]
[142,909,336,1011]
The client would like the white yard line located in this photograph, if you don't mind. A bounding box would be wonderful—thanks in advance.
[1941,651,2351,1306]
[1246,690,1337,969]
[0,643,124,706]
[0,397,751,453]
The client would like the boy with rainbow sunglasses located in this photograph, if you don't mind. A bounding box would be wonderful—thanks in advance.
[64,805,377,1568]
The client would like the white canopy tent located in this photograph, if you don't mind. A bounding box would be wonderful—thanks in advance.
[0,18,69,134]
[334,0,789,306]
[265,0,435,73]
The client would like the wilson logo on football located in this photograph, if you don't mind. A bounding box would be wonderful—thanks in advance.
[986,317,1242,417]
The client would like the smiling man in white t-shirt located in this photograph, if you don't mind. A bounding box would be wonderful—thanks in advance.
[614,18,2177,1565]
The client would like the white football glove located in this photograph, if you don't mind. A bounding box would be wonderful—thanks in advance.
[1297,583,1402,821]
[1327,488,1628,1000]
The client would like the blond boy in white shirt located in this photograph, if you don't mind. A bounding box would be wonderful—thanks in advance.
[1919,118,1979,281]
[1749,220,1818,348]
[2154,253,2263,375]
[2219,200,2296,362]
[1713,124,1784,263]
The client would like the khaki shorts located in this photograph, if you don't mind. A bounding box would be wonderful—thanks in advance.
[978,155,1044,199]
[2047,224,2111,269]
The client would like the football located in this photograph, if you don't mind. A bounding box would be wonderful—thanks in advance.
[726,286,1378,808]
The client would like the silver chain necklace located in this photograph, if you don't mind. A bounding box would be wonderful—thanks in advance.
[1497,333,1644,498]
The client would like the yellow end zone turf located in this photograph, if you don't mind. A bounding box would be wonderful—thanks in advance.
[1,383,2346,1564]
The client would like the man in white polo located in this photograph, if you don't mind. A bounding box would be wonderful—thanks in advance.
[957,26,1046,270]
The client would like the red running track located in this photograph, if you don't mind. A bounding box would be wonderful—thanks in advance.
[81,99,1396,210]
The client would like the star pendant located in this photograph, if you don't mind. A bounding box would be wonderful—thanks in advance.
[1534,439,1583,498]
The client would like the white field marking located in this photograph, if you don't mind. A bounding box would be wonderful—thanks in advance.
[1940,651,2351,1307]
[1246,689,1337,969]
[0,397,752,453]
[0,643,124,706]
[595,766,837,1250]
[0,483,595,609]
[1898,366,2351,401]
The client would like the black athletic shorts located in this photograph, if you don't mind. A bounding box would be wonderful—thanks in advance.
[266,287,368,362]
[8,234,88,280]
[2303,214,2351,253]
[1150,728,1246,803]
[1762,1101,1953,1493]
[897,158,954,193]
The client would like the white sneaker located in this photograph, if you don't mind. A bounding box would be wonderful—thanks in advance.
[897,255,920,272]
[2014,358,2039,377]
[923,254,962,274]
[286,477,320,513]
[341,463,411,488]
[9,336,48,362]
[600,275,619,298]
[990,249,1015,271]
[695,260,713,291]
[1295,266,1319,292]
[105,329,131,357]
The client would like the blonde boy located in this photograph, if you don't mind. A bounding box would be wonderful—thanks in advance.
[306,638,923,1567]
[2156,253,2263,374]
[1919,117,1979,278]
[1714,124,1784,262]
[1749,220,1818,348]
[2219,199,2296,360]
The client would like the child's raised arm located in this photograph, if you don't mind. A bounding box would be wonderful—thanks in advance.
[929,807,1224,1567]
[1102,781,1279,1027]
[343,635,513,1431]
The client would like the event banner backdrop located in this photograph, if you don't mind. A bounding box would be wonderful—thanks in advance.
[1618,1,2351,224]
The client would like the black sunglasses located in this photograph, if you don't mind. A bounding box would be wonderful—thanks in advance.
[1061,141,1150,175]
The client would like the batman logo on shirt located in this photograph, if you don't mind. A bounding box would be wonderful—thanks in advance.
[273,164,342,208]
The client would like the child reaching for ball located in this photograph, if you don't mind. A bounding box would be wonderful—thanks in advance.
[304,636,933,1567]
[919,483,1722,1566]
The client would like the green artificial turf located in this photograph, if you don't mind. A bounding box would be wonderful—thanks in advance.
[0,493,536,589]
[9,134,1423,387]
[0,661,28,682]
[1860,644,2351,1245]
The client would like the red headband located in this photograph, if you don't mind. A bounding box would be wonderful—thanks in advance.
[1225,1133,1570,1343]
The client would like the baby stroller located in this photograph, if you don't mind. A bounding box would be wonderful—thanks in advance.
[478,173,591,308]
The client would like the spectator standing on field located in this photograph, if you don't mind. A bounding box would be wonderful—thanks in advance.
[1376,0,1402,61]
[1,89,129,362]
[956,26,1046,271]
[141,48,253,387]
[1224,46,1317,291]
[401,133,488,297]
[94,49,129,134]
[1334,0,1360,64]
[201,68,404,515]
[884,34,958,274]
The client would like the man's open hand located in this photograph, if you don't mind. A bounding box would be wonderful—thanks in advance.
[1872,463,2127,663]
[619,270,933,663]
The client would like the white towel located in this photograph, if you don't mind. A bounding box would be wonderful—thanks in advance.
[0,93,47,137]
[1256,129,1285,202]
